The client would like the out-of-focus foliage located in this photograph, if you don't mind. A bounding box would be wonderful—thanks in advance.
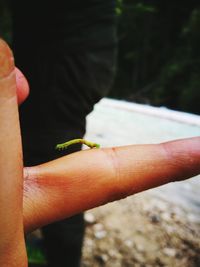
[116,0,123,15]
[111,0,200,114]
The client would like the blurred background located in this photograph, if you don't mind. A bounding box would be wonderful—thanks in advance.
[111,0,200,115]
[0,0,200,266]
[0,0,200,115]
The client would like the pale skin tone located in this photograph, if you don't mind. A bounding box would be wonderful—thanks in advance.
[0,39,200,266]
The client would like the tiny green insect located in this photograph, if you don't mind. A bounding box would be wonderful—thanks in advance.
[56,138,100,150]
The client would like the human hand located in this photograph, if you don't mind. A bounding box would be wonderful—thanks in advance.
[0,39,200,266]
[0,39,27,266]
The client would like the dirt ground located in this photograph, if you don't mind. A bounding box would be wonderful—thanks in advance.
[81,191,200,267]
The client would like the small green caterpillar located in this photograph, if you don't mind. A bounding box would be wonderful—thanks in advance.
[56,138,100,150]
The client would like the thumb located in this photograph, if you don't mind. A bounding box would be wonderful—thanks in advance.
[0,39,27,265]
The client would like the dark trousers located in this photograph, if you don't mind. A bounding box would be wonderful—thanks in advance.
[11,1,117,266]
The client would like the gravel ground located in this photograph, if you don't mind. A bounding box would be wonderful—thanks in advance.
[82,194,200,267]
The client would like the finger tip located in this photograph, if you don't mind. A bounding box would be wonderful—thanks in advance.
[15,67,30,104]
[0,39,15,79]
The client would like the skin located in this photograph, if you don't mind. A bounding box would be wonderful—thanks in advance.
[23,137,200,233]
[0,39,27,266]
[15,67,29,105]
[0,39,200,265]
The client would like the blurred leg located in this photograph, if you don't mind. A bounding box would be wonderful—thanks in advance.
[42,215,85,267]
[11,1,117,266]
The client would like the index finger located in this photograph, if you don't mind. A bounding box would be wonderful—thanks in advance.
[23,136,200,232]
